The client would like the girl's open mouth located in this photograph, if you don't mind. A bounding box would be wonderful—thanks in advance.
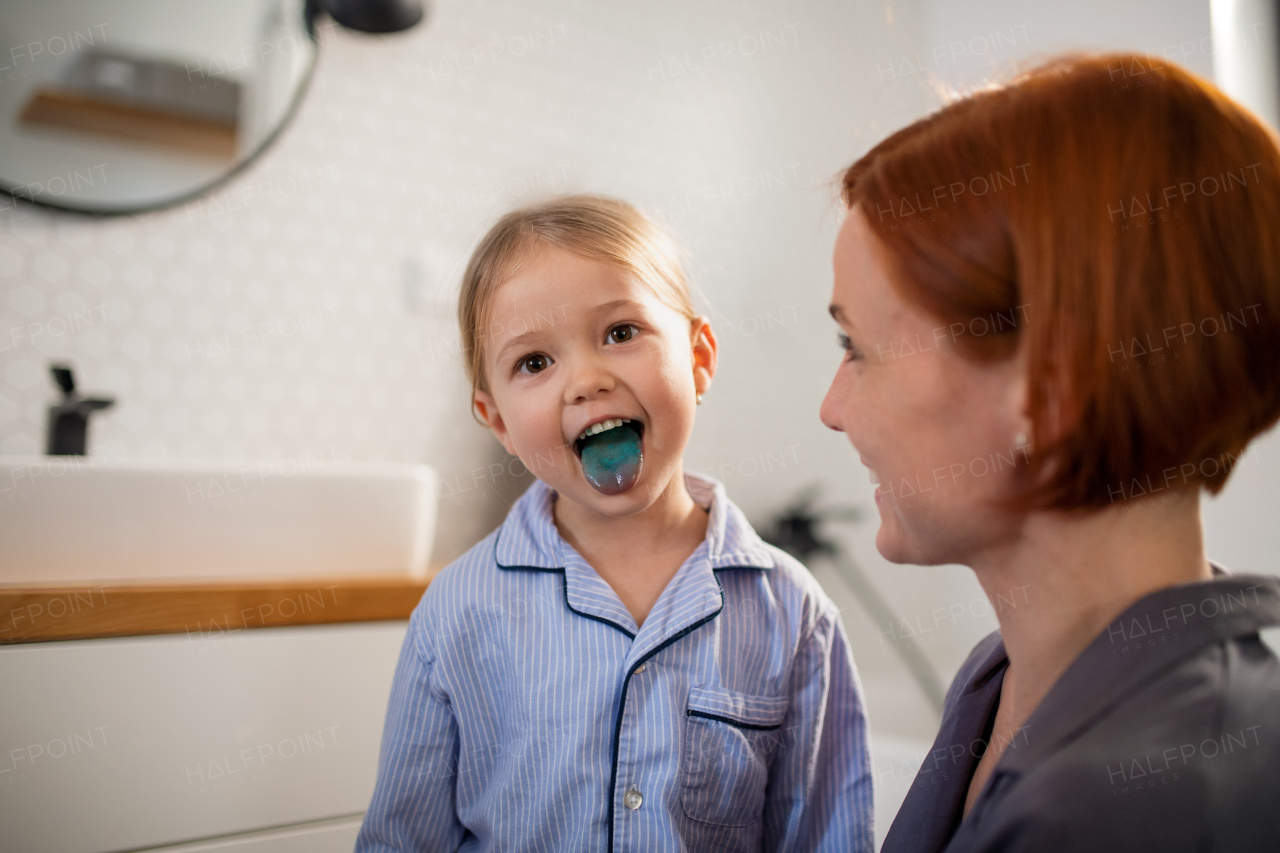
[573,418,644,495]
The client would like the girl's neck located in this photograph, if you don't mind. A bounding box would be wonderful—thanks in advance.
[969,489,1212,730]
[551,466,710,627]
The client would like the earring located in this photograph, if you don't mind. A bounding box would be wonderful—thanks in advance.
[1014,431,1028,447]
[696,392,704,405]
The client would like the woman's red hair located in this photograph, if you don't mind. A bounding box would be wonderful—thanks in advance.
[843,53,1280,510]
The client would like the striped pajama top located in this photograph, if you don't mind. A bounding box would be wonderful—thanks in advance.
[356,472,874,852]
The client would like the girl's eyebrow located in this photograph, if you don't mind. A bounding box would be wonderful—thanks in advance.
[493,328,546,364]
[591,298,645,317]
[491,299,648,364]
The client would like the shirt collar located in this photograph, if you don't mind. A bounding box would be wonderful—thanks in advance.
[998,568,1280,775]
[493,472,774,649]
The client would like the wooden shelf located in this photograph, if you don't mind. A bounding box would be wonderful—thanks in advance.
[20,87,238,158]
[0,574,434,645]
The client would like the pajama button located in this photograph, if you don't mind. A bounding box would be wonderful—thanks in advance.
[624,788,643,810]
[633,663,646,673]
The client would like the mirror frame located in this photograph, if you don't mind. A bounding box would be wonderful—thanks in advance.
[0,8,320,217]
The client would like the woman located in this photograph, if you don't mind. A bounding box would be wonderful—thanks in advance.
[821,53,1280,851]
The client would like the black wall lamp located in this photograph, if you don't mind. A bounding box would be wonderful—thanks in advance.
[310,0,425,34]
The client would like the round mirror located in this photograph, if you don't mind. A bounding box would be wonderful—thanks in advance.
[0,0,317,215]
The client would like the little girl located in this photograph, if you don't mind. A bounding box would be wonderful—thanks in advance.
[356,195,873,851]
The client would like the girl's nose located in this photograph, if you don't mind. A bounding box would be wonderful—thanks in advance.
[564,355,616,403]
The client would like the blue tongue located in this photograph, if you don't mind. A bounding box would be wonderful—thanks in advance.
[579,424,643,495]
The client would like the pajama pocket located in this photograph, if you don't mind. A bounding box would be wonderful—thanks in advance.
[680,685,790,827]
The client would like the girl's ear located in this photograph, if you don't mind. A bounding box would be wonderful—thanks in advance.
[473,390,518,456]
[690,316,718,395]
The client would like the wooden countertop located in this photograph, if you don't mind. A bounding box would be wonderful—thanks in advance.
[0,574,434,644]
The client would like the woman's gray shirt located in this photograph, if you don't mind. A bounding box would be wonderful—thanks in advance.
[881,571,1280,852]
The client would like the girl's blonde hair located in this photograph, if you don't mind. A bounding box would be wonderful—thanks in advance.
[458,194,695,397]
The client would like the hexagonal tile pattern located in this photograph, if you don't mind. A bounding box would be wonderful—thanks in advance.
[3,358,43,391]
[7,284,44,317]
[33,252,69,283]
[0,245,23,279]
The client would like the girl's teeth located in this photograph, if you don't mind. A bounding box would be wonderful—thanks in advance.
[578,418,631,442]
[869,469,880,485]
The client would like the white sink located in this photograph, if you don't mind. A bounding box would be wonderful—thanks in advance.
[0,457,437,585]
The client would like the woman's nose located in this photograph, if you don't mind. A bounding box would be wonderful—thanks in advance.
[819,377,845,432]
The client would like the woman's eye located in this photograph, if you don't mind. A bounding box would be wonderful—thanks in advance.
[607,324,637,344]
[517,353,551,375]
[838,331,863,362]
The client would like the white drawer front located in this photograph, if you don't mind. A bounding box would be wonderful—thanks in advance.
[0,621,407,853]
[143,816,362,852]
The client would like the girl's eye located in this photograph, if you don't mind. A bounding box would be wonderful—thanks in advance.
[517,353,551,375]
[607,324,637,344]
[838,331,863,362]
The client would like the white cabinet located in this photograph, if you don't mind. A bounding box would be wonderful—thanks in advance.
[0,621,408,853]
[136,816,362,852]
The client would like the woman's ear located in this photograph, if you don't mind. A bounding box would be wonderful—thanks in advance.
[690,316,718,396]
[1006,342,1034,446]
[473,389,518,456]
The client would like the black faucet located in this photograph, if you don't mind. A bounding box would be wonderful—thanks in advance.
[47,364,115,456]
